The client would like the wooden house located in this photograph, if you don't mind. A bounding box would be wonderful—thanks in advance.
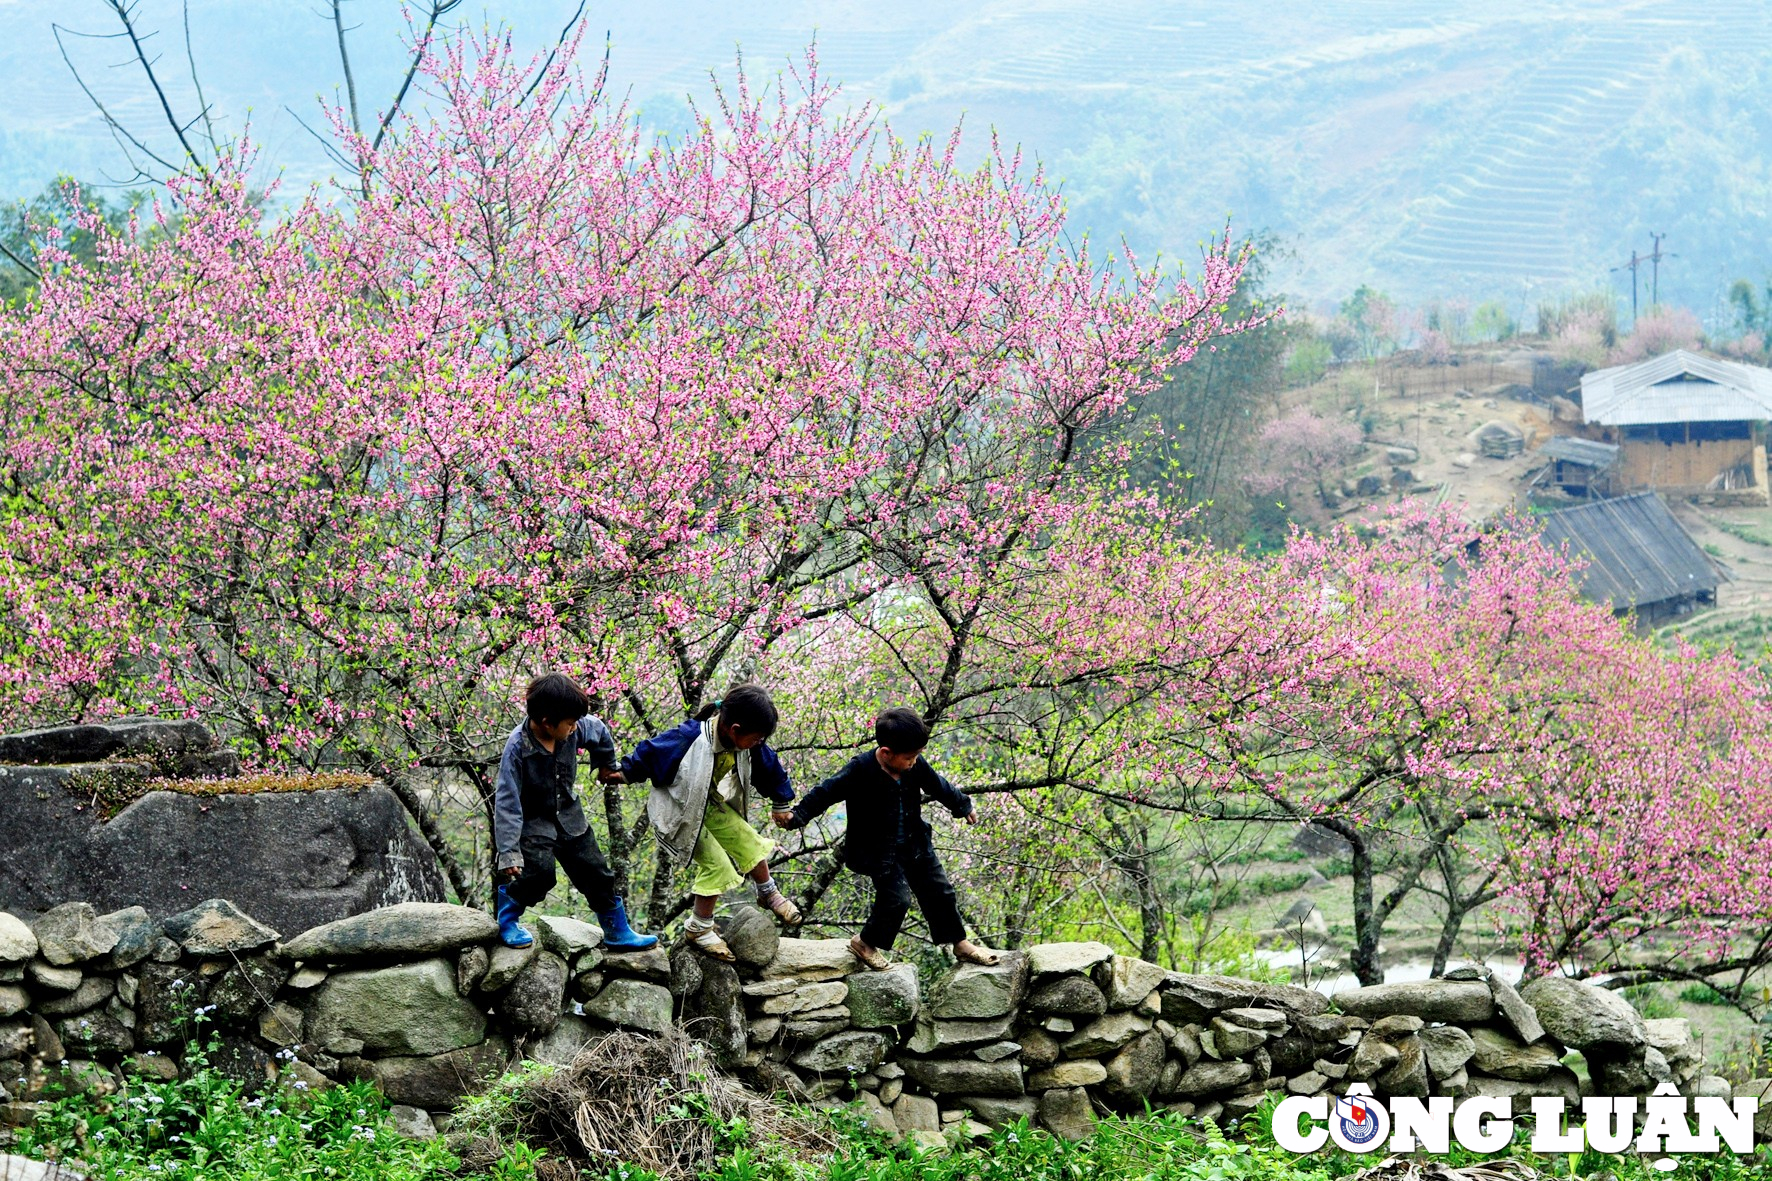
[1536,492,1720,624]
[1579,350,1772,505]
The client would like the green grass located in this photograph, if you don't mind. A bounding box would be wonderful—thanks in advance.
[12,1048,1772,1181]
[1714,519,1772,547]
[1682,982,1735,1006]
[11,1040,459,1180]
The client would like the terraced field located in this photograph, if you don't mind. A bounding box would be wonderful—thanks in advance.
[3,0,1769,309]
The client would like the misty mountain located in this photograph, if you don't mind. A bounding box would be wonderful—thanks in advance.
[1,0,1767,317]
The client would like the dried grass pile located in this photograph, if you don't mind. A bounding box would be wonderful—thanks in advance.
[452,1028,843,1181]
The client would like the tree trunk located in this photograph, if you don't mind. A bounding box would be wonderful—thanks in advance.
[602,775,631,900]
[384,769,479,908]
[1346,837,1383,986]
[1429,903,1464,978]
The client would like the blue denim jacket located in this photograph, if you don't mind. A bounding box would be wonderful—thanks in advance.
[492,715,618,872]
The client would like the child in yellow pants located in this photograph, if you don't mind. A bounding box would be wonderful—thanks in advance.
[606,683,800,960]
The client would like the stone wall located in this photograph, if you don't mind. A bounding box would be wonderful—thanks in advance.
[0,898,1760,1148]
[0,721,445,935]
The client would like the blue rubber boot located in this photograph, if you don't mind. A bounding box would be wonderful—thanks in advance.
[597,897,659,951]
[495,884,534,949]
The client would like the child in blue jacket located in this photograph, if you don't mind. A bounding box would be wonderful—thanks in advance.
[602,683,800,961]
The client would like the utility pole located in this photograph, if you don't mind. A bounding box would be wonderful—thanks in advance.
[1646,232,1676,307]
[1613,249,1643,324]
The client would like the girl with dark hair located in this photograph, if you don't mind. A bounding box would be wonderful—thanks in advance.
[602,682,801,961]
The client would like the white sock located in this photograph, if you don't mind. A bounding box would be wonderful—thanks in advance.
[754,876,780,900]
[686,914,717,933]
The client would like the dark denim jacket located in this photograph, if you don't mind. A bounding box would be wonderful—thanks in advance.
[492,716,617,871]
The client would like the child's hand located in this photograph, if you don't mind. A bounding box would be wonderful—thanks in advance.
[500,864,522,880]
[962,809,980,825]
[771,809,796,829]
[597,767,626,784]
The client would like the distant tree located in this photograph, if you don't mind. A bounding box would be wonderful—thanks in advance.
[1470,300,1516,342]
[1418,328,1453,365]
[0,180,141,305]
[1282,332,1332,387]
[1728,279,1772,340]
[1335,285,1398,360]
[1243,408,1363,511]
[1111,239,1292,539]
[1611,305,1705,364]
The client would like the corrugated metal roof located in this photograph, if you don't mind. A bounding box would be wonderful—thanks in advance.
[1580,349,1772,425]
[1538,492,1719,609]
[1540,437,1620,468]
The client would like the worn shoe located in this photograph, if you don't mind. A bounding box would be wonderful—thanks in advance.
[760,891,803,927]
[686,918,737,962]
[848,935,891,971]
[596,896,659,952]
[495,885,534,949]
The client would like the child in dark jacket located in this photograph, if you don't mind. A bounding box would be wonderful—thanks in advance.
[492,674,658,952]
[603,683,801,962]
[774,706,999,970]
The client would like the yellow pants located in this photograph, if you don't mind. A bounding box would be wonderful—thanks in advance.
[690,798,776,897]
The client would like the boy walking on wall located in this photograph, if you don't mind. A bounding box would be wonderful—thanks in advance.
[775,707,999,969]
[604,683,802,962]
[493,674,659,952]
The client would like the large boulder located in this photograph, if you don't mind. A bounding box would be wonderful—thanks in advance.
[680,955,747,1067]
[761,938,857,981]
[1518,976,1646,1054]
[499,951,569,1035]
[1101,1030,1166,1101]
[31,904,118,966]
[1159,973,1328,1023]
[846,964,919,1029]
[344,1038,508,1107]
[163,899,280,956]
[308,958,488,1056]
[930,952,1027,1020]
[582,978,672,1035]
[282,902,498,963]
[900,1057,1024,1098]
[1027,943,1114,979]
[0,718,217,767]
[1332,980,1494,1024]
[0,747,444,937]
[792,1031,889,1075]
[0,915,36,965]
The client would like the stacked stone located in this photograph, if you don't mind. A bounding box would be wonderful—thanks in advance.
[0,898,683,1145]
[1317,969,1734,1114]
[0,897,282,1132]
[4,894,1748,1154]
